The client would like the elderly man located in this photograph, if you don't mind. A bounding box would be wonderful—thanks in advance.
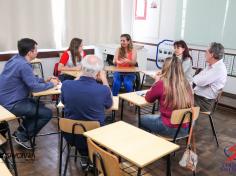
[61,55,113,161]
[193,42,227,111]
[0,38,59,149]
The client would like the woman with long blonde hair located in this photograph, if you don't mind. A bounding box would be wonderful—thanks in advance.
[140,56,193,137]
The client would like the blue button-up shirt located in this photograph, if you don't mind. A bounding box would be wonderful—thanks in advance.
[61,76,113,125]
[0,54,53,110]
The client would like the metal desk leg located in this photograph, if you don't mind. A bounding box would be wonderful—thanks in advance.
[6,123,18,176]
[121,99,124,121]
[59,131,63,175]
[39,62,44,79]
[152,103,156,114]
[137,168,142,176]
[141,74,146,90]
[166,154,171,176]
[112,110,115,122]
[32,97,41,154]
[138,106,141,128]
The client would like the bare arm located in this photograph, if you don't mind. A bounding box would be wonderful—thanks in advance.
[130,48,137,65]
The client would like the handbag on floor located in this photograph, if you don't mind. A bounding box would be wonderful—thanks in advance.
[179,108,198,171]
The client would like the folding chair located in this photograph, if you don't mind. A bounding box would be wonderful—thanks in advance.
[59,118,100,176]
[87,138,153,176]
[157,107,200,176]
[200,91,223,147]
[158,107,200,143]
[31,58,44,79]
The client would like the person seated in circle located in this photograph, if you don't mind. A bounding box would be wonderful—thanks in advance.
[112,34,137,96]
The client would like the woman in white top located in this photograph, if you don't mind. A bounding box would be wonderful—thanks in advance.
[173,40,193,85]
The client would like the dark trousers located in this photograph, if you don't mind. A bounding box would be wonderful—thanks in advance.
[10,98,52,141]
[194,94,216,112]
[58,74,75,82]
[63,133,88,156]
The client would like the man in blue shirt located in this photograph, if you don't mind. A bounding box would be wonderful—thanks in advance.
[0,38,59,149]
[61,55,113,160]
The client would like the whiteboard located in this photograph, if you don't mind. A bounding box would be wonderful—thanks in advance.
[175,0,236,49]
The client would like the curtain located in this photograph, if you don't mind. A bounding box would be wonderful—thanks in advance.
[63,0,121,47]
[0,0,121,51]
[0,0,55,51]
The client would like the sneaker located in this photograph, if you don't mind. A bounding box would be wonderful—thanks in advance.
[80,158,90,170]
[15,138,33,150]
[11,131,18,139]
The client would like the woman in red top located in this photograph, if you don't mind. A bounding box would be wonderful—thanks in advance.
[58,38,84,81]
[140,56,194,138]
[112,34,137,96]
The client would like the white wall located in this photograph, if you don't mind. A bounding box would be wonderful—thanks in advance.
[0,61,6,72]
[124,0,236,95]
[0,57,59,79]
[121,0,133,34]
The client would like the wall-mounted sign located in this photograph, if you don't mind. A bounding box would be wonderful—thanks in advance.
[135,0,147,20]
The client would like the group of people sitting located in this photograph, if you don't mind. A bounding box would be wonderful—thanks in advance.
[0,35,227,166]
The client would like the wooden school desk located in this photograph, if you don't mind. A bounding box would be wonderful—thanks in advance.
[84,121,179,176]
[118,90,149,127]
[104,66,140,73]
[61,70,81,78]
[0,106,18,176]
[0,159,13,176]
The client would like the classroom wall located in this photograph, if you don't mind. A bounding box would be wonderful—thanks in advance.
[0,0,235,94]
[125,0,236,95]
[0,57,59,79]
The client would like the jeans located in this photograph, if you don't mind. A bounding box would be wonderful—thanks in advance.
[10,98,52,141]
[112,72,136,96]
[140,114,189,138]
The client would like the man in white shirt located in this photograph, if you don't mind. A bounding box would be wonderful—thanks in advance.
[193,42,227,111]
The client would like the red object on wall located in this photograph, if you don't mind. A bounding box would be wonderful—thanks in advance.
[135,0,147,20]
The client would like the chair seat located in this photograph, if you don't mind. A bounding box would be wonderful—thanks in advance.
[0,134,7,146]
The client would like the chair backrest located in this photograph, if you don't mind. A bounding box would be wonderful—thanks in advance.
[53,62,60,76]
[106,54,115,66]
[59,118,100,134]
[170,107,200,142]
[170,107,200,125]
[87,138,121,176]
